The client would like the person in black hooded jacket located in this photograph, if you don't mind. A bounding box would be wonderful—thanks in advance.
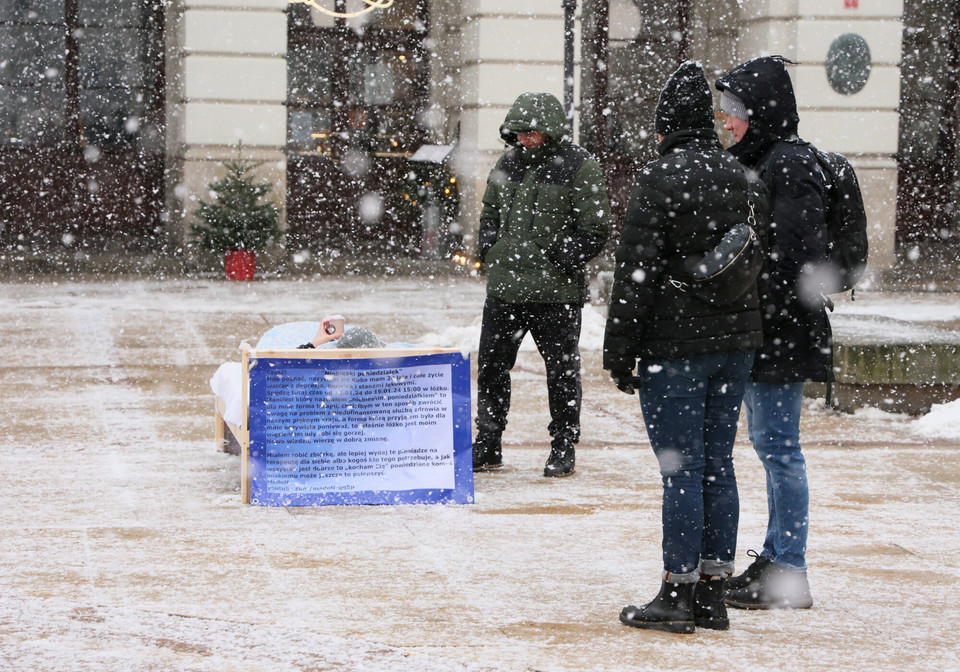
[604,61,767,634]
[713,56,828,610]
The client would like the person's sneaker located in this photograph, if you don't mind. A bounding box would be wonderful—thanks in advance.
[726,549,772,590]
[543,438,575,477]
[472,435,503,472]
[724,561,813,610]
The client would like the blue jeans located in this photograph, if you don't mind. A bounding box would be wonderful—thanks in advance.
[638,349,755,583]
[743,382,809,570]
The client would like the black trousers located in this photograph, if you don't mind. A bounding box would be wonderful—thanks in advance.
[475,296,583,443]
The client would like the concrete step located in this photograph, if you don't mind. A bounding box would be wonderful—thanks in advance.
[822,311,960,414]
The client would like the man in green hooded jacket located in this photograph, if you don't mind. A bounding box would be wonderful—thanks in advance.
[473,91,611,477]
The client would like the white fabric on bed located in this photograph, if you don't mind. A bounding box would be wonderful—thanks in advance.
[210,362,244,427]
[210,323,414,432]
[255,322,325,349]
[211,323,332,428]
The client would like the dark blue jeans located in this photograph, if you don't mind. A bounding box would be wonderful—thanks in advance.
[638,349,755,582]
[743,382,809,570]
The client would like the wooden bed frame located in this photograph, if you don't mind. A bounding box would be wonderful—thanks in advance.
[214,345,461,504]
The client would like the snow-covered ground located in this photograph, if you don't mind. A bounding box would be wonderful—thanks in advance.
[1,277,958,671]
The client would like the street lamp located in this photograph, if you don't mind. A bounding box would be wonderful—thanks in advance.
[562,0,576,133]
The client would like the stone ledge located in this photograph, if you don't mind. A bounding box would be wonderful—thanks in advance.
[825,314,960,414]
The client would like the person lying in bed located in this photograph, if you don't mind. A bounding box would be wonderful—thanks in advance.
[298,315,345,348]
[251,315,389,350]
[295,315,386,350]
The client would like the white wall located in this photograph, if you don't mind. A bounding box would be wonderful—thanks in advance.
[169,0,289,241]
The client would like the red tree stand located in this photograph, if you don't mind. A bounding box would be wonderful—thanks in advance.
[224,250,256,281]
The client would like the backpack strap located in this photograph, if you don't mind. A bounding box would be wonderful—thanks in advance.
[755,139,791,183]
[757,137,829,191]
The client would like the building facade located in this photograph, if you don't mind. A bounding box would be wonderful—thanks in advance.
[2,0,957,279]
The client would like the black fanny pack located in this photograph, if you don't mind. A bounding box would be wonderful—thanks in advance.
[668,201,763,305]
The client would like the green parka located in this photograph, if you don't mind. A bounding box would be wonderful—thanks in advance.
[478,92,611,304]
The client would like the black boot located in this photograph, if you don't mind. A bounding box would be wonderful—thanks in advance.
[472,433,502,472]
[619,580,696,634]
[726,549,771,590]
[694,575,729,630]
[543,437,575,477]
[724,561,813,610]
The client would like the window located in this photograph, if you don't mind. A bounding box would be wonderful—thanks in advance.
[0,0,163,151]
[287,0,429,158]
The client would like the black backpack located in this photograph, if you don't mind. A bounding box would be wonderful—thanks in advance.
[761,139,868,295]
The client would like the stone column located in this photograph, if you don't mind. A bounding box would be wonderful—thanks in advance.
[166,0,288,247]
[453,0,573,251]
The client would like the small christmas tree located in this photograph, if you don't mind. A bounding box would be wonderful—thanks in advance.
[192,160,281,253]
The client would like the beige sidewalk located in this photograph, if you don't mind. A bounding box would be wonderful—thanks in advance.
[1,277,958,672]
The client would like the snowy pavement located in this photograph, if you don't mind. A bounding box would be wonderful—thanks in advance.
[1,276,959,672]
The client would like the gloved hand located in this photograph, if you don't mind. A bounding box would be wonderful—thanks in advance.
[610,370,637,395]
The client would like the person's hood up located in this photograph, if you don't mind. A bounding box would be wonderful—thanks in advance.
[655,61,714,137]
[715,56,799,139]
[499,92,569,147]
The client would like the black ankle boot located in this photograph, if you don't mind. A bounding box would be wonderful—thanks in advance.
[620,580,696,634]
[543,437,575,477]
[694,575,729,630]
[724,561,813,610]
[472,433,502,471]
[726,550,771,590]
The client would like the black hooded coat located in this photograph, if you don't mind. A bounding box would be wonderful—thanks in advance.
[603,62,766,373]
[716,57,833,383]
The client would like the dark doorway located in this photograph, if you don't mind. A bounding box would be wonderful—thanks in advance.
[286,0,432,255]
[579,0,693,229]
[896,0,960,253]
[0,0,166,253]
